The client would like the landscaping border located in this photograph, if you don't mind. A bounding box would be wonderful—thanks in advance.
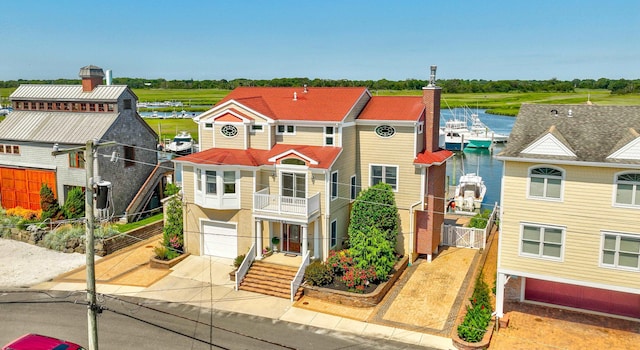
[303,256,408,308]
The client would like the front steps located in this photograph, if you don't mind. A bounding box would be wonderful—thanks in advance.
[239,260,304,300]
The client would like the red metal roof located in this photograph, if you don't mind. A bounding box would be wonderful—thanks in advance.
[174,144,341,169]
[217,87,369,122]
[414,149,454,165]
[359,96,425,121]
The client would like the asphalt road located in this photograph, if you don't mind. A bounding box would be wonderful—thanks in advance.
[0,290,434,350]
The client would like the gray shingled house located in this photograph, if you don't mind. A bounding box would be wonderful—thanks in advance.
[496,103,640,320]
[0,65,159,220]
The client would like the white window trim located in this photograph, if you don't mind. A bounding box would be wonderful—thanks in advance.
[324,126,335,146]
[278,168,308,198]
[369,164,399,192]
[612,171,640,209]
[518,222,565,262]
[276,124,296,135]
[330,219,338,248]
[599,230,640,272]
[526,165,564,202]
[250,124,265,133]
[331,170,339,200]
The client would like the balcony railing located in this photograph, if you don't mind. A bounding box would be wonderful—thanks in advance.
[254,188,320,217]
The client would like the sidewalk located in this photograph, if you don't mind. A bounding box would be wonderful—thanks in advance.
[33,235,461,349]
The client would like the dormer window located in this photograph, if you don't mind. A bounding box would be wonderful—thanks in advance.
[281,158,306,166]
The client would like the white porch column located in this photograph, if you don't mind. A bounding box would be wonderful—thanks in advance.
[301,224,308,256]
[495,271,507,318]
[313,219,320,260]
[256,220,263,260]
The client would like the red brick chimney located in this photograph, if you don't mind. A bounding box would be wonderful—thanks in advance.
[422,65,441,153]
[79,65,105,92]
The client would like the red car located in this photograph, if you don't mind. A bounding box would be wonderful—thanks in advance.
[2,333,85,350]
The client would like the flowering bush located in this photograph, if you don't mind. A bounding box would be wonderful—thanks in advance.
[327,249,353,276]
[341,265,377,293]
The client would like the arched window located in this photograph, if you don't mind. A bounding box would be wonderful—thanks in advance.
[615,172,640,206]
[529,166,562,199]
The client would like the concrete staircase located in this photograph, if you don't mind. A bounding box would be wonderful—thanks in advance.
[239,260,304,300]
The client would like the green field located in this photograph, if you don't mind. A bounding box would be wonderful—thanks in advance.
[2,86,639,130]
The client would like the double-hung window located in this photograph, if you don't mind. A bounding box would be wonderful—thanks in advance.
[196,169,202,192]
[370,165,398,190]
[277,125,295,134]
[602,232,640,270]
[615,173,640,207]
[223,171,236,194]
[529,166,562,200]
[520,223,564,260]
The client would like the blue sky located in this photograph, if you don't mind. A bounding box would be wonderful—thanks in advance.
[1,0,638,81]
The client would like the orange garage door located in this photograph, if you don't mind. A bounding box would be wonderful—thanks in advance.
[0,167,56,210]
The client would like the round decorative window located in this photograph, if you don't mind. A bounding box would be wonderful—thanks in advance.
[375,125,395,138]
[221,124,238,137]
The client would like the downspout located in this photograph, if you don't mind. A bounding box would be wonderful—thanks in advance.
[324,168,331,261]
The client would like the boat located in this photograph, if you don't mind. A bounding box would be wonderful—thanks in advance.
[164,131,195,155]
[441,107,508,150]
[452,173,486,214]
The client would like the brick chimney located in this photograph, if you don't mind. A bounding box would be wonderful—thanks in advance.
[79,65,105,92]
[422,65,441,153]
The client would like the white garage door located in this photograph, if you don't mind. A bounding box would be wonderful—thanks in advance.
[202,221,238,258]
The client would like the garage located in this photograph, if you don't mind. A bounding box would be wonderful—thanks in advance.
[525,278,640,318]
[202,221,238,258]
[0,167,56,210]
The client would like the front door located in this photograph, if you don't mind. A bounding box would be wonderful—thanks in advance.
[282,223,301,253]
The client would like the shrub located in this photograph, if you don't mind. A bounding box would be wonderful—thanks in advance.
[457,273,493,343]
[233,254,246,269]
[62,187,85,219]
[154,245,180,260]
[6,207,41,221]
[40,183,62,220]
[348,182,399,247]
[341,265,377,293]
[162,193,183,255]
[42,224,85,251]
[304,260,333,286]
[349,226,396,282]
[327,249,353,276]
[468,209,491,229]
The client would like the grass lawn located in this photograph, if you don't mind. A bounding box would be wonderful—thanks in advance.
[145,118,200,143]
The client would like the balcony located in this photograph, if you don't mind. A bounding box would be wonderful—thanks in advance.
[254,188,320,218]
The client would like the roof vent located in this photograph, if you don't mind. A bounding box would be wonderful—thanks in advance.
[303,84,308,93]
[427,65,437,87]
[293,92,297,101]
[551,109,558,116]
[568,109,573,117]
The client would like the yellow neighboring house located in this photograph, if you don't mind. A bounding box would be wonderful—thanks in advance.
[496,103,640,320]
[172,67,452,263]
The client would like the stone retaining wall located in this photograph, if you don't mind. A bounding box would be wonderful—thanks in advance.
[0,221,163,257]
[303,256,408,308]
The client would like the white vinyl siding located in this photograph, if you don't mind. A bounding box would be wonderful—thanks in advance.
[601,232,640,271]
[520,223,564,261]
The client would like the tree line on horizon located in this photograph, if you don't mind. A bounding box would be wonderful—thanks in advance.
[1,77,638,94]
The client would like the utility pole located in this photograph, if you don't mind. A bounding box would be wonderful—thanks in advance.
[53,139,114,350]
[84,139,99,350]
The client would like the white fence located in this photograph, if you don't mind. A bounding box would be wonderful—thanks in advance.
[441,203,498,249]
